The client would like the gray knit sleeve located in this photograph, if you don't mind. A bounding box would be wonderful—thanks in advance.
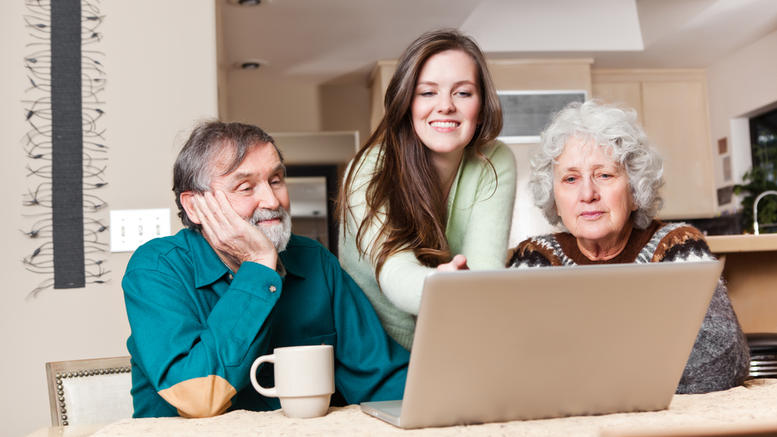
[676,277,750,393]
[654,224,750,393]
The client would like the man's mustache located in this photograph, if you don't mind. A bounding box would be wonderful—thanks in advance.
[249,207,287,225]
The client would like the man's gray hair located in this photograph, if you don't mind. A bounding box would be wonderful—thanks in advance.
[173,121,282,229]
[530,100,664,229]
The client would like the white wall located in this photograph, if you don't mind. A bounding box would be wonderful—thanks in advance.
[320,80,371,147]
[707,28,777,212]
[507,143,557,247]
[0,1,218,435]
[225,70,322,132]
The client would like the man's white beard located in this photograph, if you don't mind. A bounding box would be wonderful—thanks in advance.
[249,206,292,252]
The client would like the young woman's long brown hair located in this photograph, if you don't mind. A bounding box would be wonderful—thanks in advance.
[338,29,503,279]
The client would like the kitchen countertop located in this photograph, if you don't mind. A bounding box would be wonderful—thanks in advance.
[706,233,777,253]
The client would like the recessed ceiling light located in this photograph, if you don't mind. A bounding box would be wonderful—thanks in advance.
[234,59,269,70]
[226,0,265,5]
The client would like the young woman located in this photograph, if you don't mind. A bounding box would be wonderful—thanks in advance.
[338,30,516,349]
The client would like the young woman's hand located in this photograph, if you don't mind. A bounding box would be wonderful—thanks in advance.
[436,254,469,272]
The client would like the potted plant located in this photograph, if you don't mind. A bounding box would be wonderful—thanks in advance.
[734,166,777,233]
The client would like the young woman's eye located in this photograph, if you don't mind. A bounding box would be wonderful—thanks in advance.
[456,91,472,97]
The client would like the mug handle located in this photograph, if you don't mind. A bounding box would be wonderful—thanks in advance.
[250,354,277,398]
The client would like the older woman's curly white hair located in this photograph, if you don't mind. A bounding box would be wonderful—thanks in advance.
[530,100,664,229]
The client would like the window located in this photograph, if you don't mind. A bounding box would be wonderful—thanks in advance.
[750,107,777,181]
[497,90,586,143]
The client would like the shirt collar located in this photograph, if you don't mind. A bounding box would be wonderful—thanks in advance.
[185,229,231,288]
[278,234,306,279]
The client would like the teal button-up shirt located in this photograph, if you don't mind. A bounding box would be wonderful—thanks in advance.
[123,229,409,418]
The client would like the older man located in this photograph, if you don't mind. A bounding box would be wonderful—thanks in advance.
[123,121,409,418]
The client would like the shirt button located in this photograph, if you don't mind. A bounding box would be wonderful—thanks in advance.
[269,285,277,293]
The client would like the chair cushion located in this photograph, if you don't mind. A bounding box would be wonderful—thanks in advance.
[61,372,133,425]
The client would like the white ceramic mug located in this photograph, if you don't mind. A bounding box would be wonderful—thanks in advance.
[250,345,335,418]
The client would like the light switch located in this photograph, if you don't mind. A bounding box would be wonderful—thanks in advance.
[110,208,171,252]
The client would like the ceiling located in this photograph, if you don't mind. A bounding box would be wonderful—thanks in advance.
[219,0,777,85]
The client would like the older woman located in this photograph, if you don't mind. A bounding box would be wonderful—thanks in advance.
[507,100,749,394]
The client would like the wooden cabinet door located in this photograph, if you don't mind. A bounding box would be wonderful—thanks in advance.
[592,70,717,219]
[368,61,397,133]
[641,80,716,219]
[591,81,643,124]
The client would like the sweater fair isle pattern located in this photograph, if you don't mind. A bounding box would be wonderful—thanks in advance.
[506,221,750,394]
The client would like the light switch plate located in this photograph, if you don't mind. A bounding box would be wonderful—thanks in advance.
[110,208,171,252]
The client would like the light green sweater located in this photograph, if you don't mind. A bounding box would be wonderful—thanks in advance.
[338,141,517,349]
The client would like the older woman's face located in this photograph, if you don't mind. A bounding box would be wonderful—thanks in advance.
[553,137,637,250]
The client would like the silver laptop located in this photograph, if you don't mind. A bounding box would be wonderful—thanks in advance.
[361,260,723,428]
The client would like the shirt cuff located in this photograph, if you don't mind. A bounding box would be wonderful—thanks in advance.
[230,261,283,299]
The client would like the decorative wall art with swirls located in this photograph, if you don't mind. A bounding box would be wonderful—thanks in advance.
[22,0,109,297]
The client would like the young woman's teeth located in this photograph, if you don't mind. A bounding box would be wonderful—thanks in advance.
[431,121,458,128]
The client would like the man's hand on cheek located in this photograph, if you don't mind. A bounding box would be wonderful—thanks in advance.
[192,191,278,270]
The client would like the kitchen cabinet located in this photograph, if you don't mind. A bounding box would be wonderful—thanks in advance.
[368,60,397,133]
[707,234,777,333]
[592,69,717,220]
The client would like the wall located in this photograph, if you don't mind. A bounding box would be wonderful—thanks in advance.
[319,79,371,147]
[224,70,370,149]
[0,1,218,435]
[224,70,322,131]
[707,28,777,212]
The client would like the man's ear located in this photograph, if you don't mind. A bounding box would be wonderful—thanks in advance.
[180,191,202,225]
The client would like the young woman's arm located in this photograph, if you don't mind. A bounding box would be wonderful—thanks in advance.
[451,142,517,270]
